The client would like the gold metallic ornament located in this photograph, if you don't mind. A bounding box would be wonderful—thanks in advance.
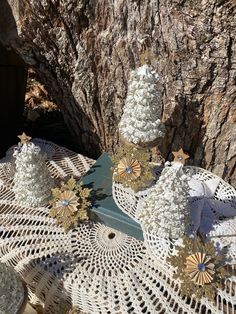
[55,190,79,214]
[172,148,189,165]
[185,252,215,286]
[117,157,141,180]
[17,132,32,144]
[111,146,154,192]
[167,236,229,301]
[49,177,91,232]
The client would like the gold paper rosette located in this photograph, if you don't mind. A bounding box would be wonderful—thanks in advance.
[112,146,154,192]
[185,252,215,286]
[49,177,91,232]
[167,236,229,301]
[117,157,141,180]
[55,190,79,214]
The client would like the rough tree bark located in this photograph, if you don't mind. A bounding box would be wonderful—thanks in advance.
[0,0,235,186]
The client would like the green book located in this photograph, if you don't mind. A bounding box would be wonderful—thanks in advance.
[79,153,144,241]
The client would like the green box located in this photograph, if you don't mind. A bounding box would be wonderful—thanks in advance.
[79,153,144,241]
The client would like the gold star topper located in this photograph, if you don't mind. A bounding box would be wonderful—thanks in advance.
[172,148,189,165]
[140,50,157,66]
[17,132,32,145]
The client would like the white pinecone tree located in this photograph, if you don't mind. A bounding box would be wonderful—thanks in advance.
[13,142,53,207]
[138,162,190,238]
[119,64,165,145]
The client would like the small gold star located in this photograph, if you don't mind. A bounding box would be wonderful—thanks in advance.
[17,132,32,144]
[172,148,189,165]
[140,50,156,65]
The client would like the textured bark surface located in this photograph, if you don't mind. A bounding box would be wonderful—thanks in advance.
[1,0,236,186]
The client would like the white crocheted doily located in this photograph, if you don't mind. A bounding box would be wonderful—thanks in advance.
[0,196,235,314]
[0,140,235,313]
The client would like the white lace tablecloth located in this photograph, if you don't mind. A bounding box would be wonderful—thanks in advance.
[0,139,235,314]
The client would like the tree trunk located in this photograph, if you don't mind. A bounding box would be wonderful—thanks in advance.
[0,42,27,157]
[1,0,235,186]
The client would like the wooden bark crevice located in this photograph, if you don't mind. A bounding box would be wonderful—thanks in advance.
[0,0,235,186]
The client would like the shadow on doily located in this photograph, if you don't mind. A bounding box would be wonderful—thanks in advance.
[20,261,73,313]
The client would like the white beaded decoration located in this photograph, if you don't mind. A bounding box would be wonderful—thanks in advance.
[138,162,190,238]
[119,64,165,145]
[13,141,54,207]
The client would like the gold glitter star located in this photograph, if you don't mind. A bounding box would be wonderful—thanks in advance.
[17,132,32,144]
[140,50,156,65]
[172,148,189,165]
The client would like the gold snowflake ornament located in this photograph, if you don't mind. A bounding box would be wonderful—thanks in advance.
[112,146,154,192]
[167,236,229,301]
[185,252,215,286]
[49,177,91,232]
